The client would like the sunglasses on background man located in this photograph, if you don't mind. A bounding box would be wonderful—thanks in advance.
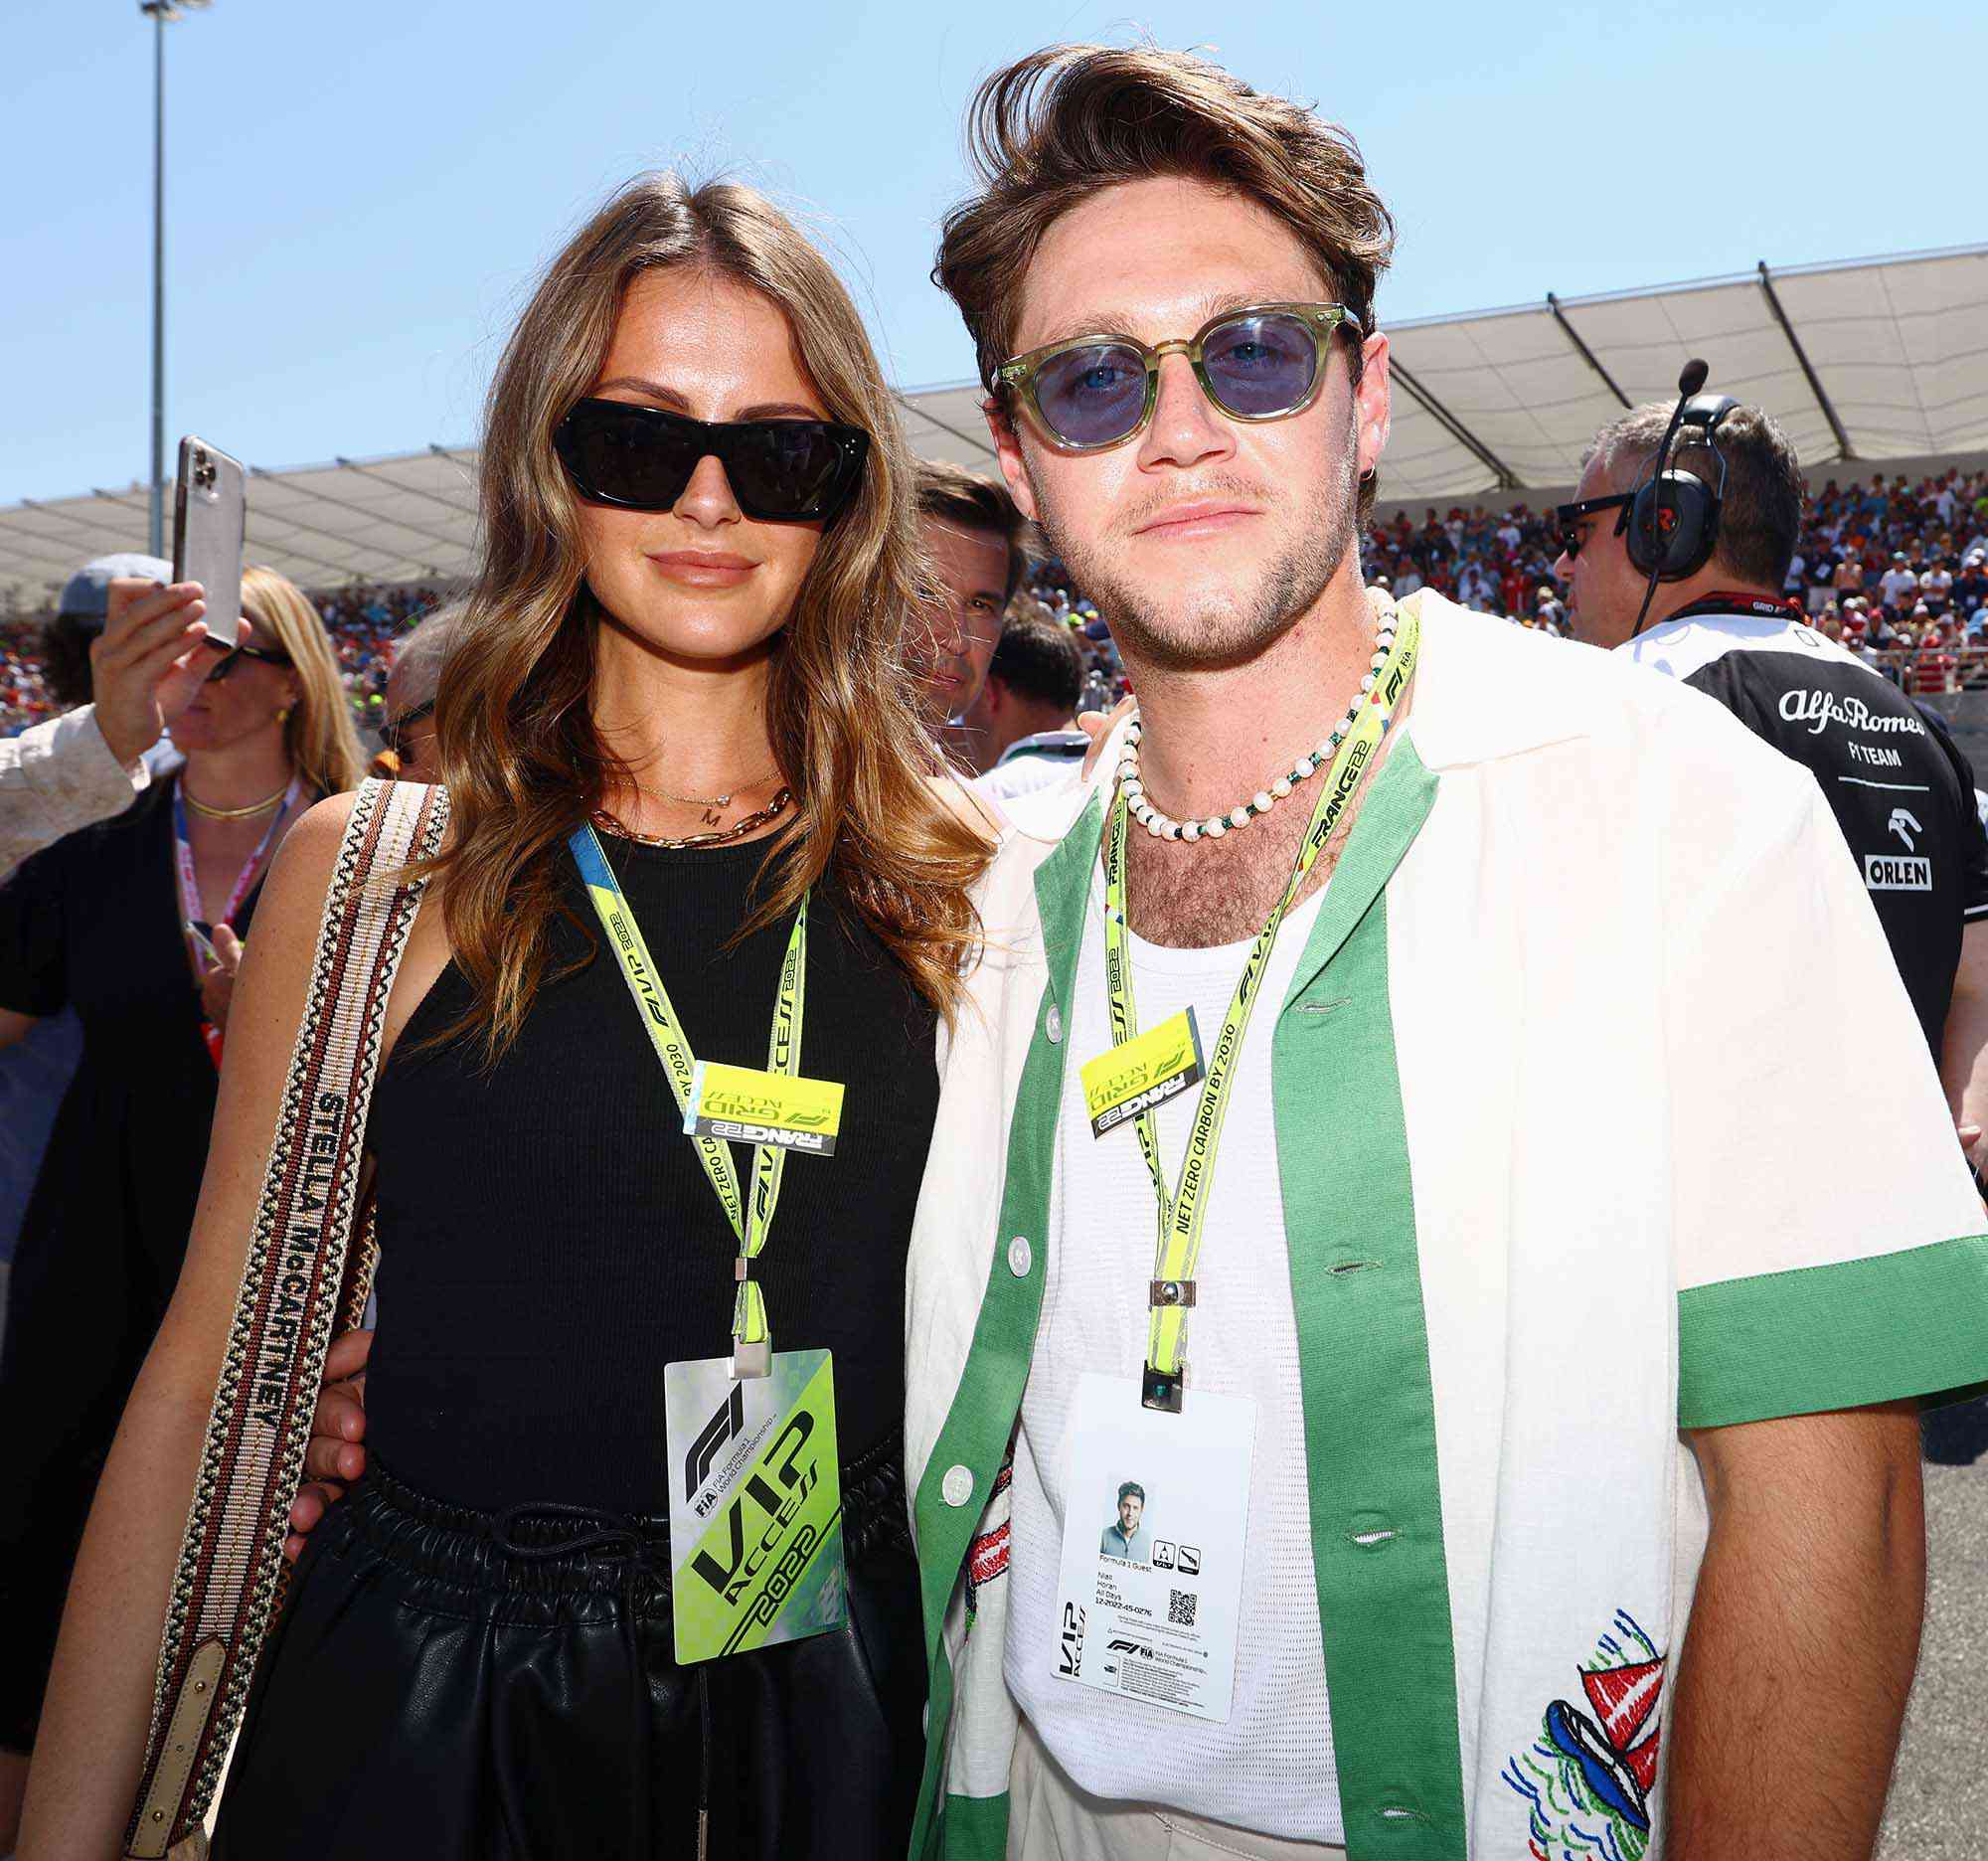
[1553,492,1635,560]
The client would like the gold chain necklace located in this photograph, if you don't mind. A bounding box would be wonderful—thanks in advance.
[182,779,291,822]
[654,767,781,810]
[592,786,794,850]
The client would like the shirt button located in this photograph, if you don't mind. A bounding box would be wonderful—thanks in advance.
[942,1464,974,1507]
[1008,1236,1033,1277]
[1045,1003,1063,1044]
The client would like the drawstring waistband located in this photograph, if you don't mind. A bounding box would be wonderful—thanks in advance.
[491,1497,663,1856]
[492,1498,661,1565]
[347,1430,906,1603]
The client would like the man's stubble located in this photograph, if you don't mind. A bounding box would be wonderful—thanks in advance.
[1023,426,1359,677]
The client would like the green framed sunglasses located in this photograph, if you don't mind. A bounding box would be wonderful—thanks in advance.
[994,301,1365,453]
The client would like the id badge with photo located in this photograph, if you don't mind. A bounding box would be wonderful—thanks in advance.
[1050,1370,1255,1723]
[662,1348,847,1665]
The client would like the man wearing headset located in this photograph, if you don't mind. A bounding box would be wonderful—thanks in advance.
[1558,395,1988,1144]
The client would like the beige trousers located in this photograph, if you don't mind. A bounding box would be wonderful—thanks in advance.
[1006,1716,1349,1861]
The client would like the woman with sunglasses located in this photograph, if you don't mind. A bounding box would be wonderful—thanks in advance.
[21,174,988,1861]
[0,567,362,1825]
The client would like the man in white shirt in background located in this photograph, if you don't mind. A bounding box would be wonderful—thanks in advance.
[1881,551,1920,611]
[964,612,1088,800]
[1922,557,1955,614]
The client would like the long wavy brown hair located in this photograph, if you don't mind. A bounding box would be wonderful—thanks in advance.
[428,173,989,1058]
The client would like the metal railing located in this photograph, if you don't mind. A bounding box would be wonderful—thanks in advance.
[1858,647,1988,694]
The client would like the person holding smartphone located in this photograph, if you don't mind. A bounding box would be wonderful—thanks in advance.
[0,566,363,1841]
[0,557,203,881]
[20,174,991,1860]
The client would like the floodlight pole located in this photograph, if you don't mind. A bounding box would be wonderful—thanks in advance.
[149,7,165,554]
[140,0,210,557]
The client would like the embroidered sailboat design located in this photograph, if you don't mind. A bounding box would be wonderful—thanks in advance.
[1544,1653,1663,1833]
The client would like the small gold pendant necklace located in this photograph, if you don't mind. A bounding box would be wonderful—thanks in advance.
[652,768,780,828]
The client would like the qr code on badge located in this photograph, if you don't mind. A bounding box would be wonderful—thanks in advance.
[1168,1588,1198,1627]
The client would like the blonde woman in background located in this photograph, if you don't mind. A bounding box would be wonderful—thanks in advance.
[23,174,987,1859]
[0,566,362,1838]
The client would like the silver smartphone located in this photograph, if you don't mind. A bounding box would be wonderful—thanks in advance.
[173,434,247,647]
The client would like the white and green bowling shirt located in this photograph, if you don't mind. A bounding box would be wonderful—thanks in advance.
[903,592,1988,1861]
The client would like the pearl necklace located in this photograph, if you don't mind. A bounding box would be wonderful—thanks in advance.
[1118,590,1399,843]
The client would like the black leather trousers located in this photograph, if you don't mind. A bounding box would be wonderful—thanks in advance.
[211,1435,924,1860]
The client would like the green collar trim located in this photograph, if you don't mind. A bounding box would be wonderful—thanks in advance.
[1272,740,1467,1859]
[908,792,1100,1859]
[1283,733,1437,1012]
[1035,788,1107,998]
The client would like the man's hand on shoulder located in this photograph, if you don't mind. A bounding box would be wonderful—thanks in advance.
[1077,694,1135,777]
[284,1326,374,1562]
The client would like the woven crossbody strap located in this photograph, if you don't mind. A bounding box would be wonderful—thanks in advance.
[124,777,450,1859]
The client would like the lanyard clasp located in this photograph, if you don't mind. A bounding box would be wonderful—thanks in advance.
[1141,1360,1186,1414]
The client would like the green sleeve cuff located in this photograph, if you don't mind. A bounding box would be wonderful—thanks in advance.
[1679,1234,1988,1430]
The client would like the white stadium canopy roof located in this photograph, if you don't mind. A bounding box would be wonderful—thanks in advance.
[5,243,1984,608]
[1376,241,1988,502]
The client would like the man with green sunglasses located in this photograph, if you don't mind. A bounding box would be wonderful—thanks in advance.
[996,301,1363,456]
[902,39,1988,1861]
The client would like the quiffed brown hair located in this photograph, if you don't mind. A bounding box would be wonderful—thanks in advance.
[934,44,1397,511]
[427,174,989,1058]
[915,459,1033,602]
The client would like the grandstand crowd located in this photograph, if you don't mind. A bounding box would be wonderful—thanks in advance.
[5,465,1987,741]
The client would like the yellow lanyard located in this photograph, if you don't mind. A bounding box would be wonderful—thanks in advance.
[570,823,805,1363]
[1099,598,1420,1411]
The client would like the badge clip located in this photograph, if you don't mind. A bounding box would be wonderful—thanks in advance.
[731,1339,771,1380]
[1141,1360,1185,1414]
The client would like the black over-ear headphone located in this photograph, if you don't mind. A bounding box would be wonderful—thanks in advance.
[1625,360,1740,638]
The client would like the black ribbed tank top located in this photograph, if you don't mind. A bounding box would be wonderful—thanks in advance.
[363,829,940,1515]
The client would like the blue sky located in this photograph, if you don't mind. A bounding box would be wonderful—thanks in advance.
[4,0,1982,506]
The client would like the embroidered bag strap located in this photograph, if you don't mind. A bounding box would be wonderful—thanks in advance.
[124,776,450,1859]
[339,1193,382,1337]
